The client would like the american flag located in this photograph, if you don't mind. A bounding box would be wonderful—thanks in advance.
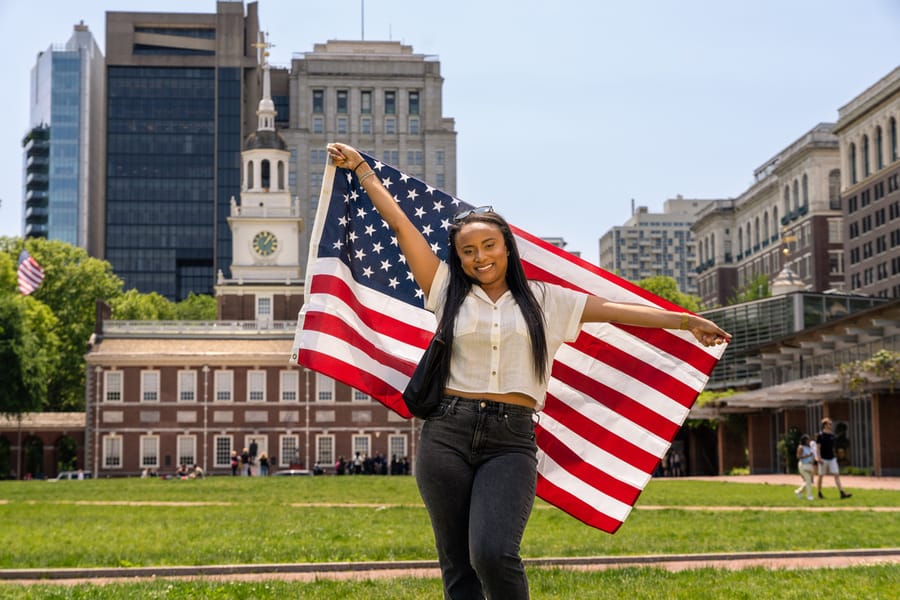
[17,249,45,296]
[292,154,727,532]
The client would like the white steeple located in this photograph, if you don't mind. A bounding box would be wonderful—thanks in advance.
[255,31,276,132]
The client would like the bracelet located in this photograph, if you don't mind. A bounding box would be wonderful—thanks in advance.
[358,170,376,185]
[353,160,368,173]
[679,314,690,330]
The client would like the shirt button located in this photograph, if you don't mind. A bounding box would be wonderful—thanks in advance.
[491,371,496,376]
[480,401,486,408]
[492,346,497,350]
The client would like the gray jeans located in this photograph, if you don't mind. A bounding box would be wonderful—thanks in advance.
[416,396,537,600]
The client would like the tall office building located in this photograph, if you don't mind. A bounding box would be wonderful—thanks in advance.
[599,197,714,295]
[104,2,263,300]
[833,66,900,299]
[284,40,457,275]
[22,22,105,256]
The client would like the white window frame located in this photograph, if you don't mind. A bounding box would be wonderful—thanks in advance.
[256,295,273,323]
[316,373,334,402]
[247,370,266,402]
[388,434,408,462]
[103,435,123,469]
[140,435,160,468]
[214,370,233,402]
[178,370,196,403]
[352,389,370,403]
[104,371,122,403]
[177,435,196,467]
[352,434,371,459]
[316,434,335,467]
[280,370,299,402]
[280,434,300,467]
[214,435,234,468]
[141,370,160,403]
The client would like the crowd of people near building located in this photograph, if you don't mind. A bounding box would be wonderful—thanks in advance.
[334,453,411,476]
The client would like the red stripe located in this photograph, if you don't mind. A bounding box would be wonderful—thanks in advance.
[541,394,661,473]
[570,330,701,410]
[309,273,433,346]
[535,424,641,506]
[301,311,418,376]
[536,475,624,534]
[297,348,411,417]
[550,361,680,441]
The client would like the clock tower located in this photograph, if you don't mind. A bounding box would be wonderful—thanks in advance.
[215,33,303,322]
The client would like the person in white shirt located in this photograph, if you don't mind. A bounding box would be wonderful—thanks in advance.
[327,143,731,600]
[795,434,816,500]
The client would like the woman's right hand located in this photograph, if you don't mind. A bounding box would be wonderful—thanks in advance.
[328,142,365,171]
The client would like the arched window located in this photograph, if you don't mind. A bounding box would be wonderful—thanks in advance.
[773,205,779,231]
[828,169,841,210]
[875,126,884,170]
[247,161,255,190]
[849,143,857,184]
[745,223,751,253]
[277,161,285,190]
[862,134,870,178]
[261,159,271,189]
[792,180,799,211]
[802,174,808,207]
[754,216,760,247]
[738,227,743,257]
[783,185,791,215]
[763,211,769,242]
[891,117,898,162]
[710,233,716,261]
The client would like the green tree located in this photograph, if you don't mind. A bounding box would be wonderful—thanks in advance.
[1,237,124,411]
[110,289,177,320]
[635,275,702,312]
[175,292,218,320]
[728,273,769,305]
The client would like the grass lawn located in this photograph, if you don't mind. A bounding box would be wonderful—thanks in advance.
[1,476,897,598]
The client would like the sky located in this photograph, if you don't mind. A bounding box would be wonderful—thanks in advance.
[1,1,899,263]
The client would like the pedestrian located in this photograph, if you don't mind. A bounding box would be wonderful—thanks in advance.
[241,447,252,477]
[258,452,269,476]
[794,434,815,501]
[815,418,852,499]
[326,142,731,599]
[230,450,239,476]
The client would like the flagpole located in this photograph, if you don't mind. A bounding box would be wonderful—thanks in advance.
[361,0,365,40]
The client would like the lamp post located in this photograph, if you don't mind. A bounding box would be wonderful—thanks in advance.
[202,365,210,472]
[93,366,102,477]
[304,368,311,470]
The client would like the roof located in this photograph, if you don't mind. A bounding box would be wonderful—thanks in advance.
[0,412,85,431]
[86,337,296,367]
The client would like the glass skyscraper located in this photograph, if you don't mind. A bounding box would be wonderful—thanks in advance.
[23,23,104,255]
[104,3,260,299]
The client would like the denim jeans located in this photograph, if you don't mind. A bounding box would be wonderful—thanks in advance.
[416,395,538,600]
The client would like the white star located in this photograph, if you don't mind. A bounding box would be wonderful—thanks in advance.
[332,240,344,250]
[390,236,399,247]
[362,266,374,278]
[346,172,353,184]
[382,176,392,189]
[405,270,416,281]
[356,207,367,219]
[451,198,462,207]
[364,224,376,236]
[338,215,349,226]
[348,231,358,243]
[380,259,392,271]
[430,242,441,254]
[422,224,434,236]
[354,249,366,261]
[343,193,350,204]
[432,199,444,212]
[414,206,426,219]
[373,160,385,171]
[407,188,419,201]
[387,277,400,289]
[425,184,435,194]
[372,242,384,254]
[414,288,425,299]
[350,189,359,201]
[398,254,407,264]
[440,218,452,230]
[400,173,410,183]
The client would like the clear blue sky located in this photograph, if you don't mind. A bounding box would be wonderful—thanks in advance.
[2,0,899,263]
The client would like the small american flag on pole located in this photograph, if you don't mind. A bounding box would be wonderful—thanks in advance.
[17,249,45,296]
[292,153,727,532]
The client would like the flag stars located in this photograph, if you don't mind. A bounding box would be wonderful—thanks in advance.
[382,176,392,189]
[421,224,434,237]
[432,199,444,212]
[364,224,376,236]
[379,259,392,272]
[387,277,400,289]
[362,266,374,278]
[407,188,419,201]
[356,207,368,219]
[354,249,366,261]
[414,207,427,219]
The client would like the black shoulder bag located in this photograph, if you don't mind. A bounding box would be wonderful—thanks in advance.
[402,331,448,419]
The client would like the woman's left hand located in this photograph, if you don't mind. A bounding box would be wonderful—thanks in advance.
[685,315,731,347]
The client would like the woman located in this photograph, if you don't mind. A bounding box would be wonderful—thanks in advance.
[795,434,816,500]
[327,143,731,599]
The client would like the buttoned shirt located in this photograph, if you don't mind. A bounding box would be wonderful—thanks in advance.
[426,262,587,411]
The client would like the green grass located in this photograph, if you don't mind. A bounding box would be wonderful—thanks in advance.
[0,476,897,597]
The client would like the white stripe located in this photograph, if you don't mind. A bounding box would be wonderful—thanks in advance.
[295,328,411,392]
[548,379,670,459]
[539,410,652,490]
[537,449,633,523]
[556,344,689,424]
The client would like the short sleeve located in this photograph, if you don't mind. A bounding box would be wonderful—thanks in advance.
[425,261,450,314]
[535,282,587,343]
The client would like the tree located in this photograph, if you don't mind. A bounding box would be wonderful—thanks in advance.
[110,289,177,320]
[635,276,702,312]
[1,237,123,411]
[175,292,218,320]
[728,273,769,305]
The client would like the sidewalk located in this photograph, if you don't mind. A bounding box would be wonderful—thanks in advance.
[680,474,900,491]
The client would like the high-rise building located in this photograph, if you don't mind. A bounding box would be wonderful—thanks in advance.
[22,22,105,256]
[104,2,263,300]
[284,40,457,276]
[832,66,900,299]
[599,197,714,295]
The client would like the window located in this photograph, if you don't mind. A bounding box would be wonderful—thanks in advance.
[103,435,122,468]
[280,435,300,467]
[436,150,445,166]
[360,116,372,135]
[849,143,857,184]
[280,370,298,402]
[409,117,420,135]
[891,117,898,162]
[310,148,327,166]
[385,117,396,135]
[360,90,372,114]
[256,296,272,322]
[316,373,334,402]
[876,126,884,170]
[828,169,841,210]
[336,89,348,114]
[247,371,266,402]
[862,135,870,178]
[389,435,407,462]
[352,435,371,459]
[435,173,445,188]
[352,389,370,402]
[408,91,420,115]
[178,370,196,402]
[141,371,160,402]
[829,251,844,275]
[337,116,348,135]
[316,435,335,467]
[783,186,790,216]
[140,436,159,468]
[177,435,196,466]
[214,370,233,402]
[313,116,324,134]
[104,371,122,402]
[801,174,808,206]
[312,89,324,113]
[214,436,233,468]
[406,150,423,166]
[384,91,396,115]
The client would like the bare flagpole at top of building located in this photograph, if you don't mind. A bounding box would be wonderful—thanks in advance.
[361,0,365,40]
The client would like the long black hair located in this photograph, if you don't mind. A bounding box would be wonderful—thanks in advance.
[435,210,549,382]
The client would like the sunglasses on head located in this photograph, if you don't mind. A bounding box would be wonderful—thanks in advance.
[453,205,493,222]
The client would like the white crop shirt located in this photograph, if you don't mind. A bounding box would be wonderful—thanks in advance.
[426,261,587,411]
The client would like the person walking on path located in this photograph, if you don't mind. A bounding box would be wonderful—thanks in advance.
[816,418,852,499]
[326,142,731,600]
[794,434,816,500]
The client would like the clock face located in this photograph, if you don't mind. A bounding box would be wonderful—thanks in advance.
[252,230,279,256]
